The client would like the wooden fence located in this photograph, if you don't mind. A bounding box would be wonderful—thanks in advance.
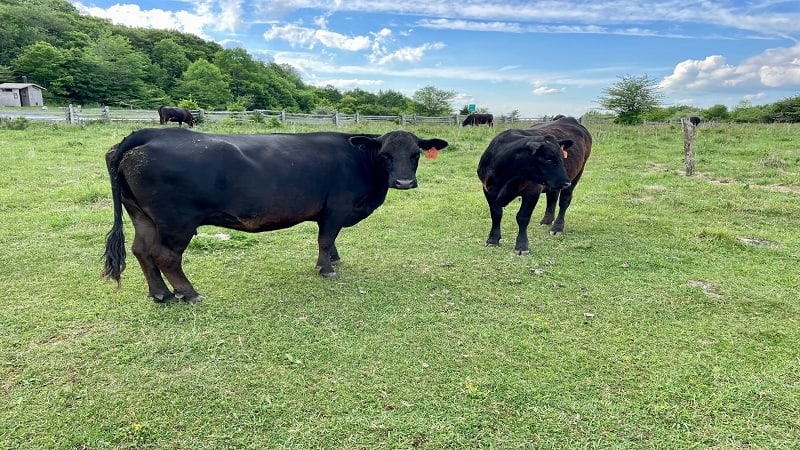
[1,105,561,126]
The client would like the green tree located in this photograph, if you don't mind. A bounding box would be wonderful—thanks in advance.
[90,33,150,105]
[729,101,768,123]
[213,48,258,103]
[703,104,729,122]
[412,85,456,116]
[173,59,232,110]
[597,74,663,124]
[767,95,800,123]
[0,65,13,82]
[11,41,65,88]
[152,38,191,86]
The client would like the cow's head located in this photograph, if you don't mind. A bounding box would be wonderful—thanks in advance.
[350,131,448,189]
[524,135,573,190]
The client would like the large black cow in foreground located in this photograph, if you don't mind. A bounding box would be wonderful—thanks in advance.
[158,106,196,127]
[477,116,591,255]
[102,128,448,303]
[462,113,494,127]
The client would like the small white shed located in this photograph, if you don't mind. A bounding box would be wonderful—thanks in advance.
[0,83,46,107]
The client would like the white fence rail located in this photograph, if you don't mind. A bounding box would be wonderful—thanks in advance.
[1,106,565,126]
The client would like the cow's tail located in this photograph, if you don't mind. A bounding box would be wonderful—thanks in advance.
[101,143,128,287]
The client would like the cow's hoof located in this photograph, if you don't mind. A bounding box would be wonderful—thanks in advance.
[183,295,205,304]
[320,270,339,278]
[485,242,500,248]
[550,230,564,236]
[515,249,530,256]
[151,293,178,303]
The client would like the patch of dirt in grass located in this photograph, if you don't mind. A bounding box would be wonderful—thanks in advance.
[687,280,722,298]
[737,236,778,246]
[644,163,800,194]
[694,171,800,194]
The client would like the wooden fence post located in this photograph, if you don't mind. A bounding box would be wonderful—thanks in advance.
[681,117,696,176]
[66,104,77,124]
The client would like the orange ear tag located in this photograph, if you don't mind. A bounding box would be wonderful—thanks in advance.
[425,147,439,159]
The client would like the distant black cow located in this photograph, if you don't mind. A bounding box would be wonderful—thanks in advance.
[102,128,448,303]
[462,113,494,128]
[477,116,591,254]
[158,106,196,127]
[689,116,701,126]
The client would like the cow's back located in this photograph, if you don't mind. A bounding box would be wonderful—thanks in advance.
[114,129,378,232]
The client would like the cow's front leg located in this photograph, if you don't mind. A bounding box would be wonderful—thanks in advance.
[550,186,575,235]
[514,194,539,255]
[316,223,342,277]
[539,191,559,226]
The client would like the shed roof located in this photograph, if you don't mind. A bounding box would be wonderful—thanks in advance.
[0,83,47,90]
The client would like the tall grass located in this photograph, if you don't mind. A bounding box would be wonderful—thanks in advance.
[0,120,798,448]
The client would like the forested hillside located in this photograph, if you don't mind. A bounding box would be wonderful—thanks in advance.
[0,0,424,114]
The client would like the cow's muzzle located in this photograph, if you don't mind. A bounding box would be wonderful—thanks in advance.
[392,179,417,189]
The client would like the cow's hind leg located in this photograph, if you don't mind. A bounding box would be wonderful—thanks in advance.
[514,194,540,255]
[128,212,176,303]
[316,221,342,277]
[152,228,204,303]
[483,191,503,247]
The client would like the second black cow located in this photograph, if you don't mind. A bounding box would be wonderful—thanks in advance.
[102,128,448,303]
[158,106,196,127]
[462,113,494,127]
[477,116,591,255]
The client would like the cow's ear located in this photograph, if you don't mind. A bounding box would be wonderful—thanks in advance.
[558,139,574,150]
[418,138,449,151]
[349,136,381,151]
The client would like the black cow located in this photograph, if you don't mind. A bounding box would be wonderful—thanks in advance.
[462,113,494,128]
[158,106,196,127]
[689,116,701,126]
[102,128,448,303]
[477,116,591,255]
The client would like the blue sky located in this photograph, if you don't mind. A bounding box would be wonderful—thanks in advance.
[70,0,800,117]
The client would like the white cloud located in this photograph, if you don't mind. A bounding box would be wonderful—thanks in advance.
[312,79,384,90]
[660,43,800,92]
[71,1,213,39]
[263,22,371,51]
[370,42,445,65]
[533,86,562,95]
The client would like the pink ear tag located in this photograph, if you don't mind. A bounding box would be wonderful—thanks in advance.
[425,147,439,159]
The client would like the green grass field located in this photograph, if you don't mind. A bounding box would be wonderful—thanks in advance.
[1,120,798,448]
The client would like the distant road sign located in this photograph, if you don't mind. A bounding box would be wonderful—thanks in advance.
[468,104,476,112]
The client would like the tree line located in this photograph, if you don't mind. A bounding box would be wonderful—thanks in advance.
[2,0,798,122]
[0,0,459,116]
[596,74,800,124]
